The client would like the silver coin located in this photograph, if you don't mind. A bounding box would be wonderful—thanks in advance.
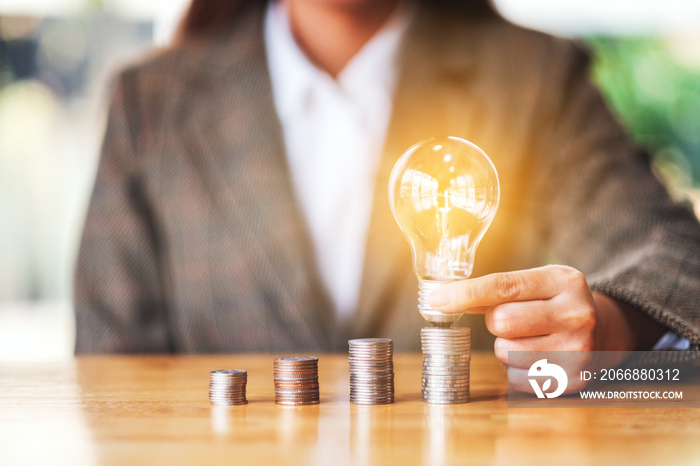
[422,386,470,392]
[348,356,392,361]
[275,397,320,403]
[351,397,395,401]
[420,327,472,405]
[421,328,471,336]
[422,389,471,395]
[274,374,319,379]
[350,384,395,390]
[349,338,393,345]
[350,372,394,377]
[423,399,470,405]
[349,358,394,363]
[209,396,248,401]
[422,376,470,382]
[422,373,470,379]
[349,367,393,373]
[349,368,394,374]
[275,356,318,362]
[275,400,320,406]
[350,376,394,385]
[423,369,469,373]
[348,365,394,370]
[423,363,470,368]
[348,338,395,405]
[209,369,248,405]
[423,369,470,374]
[210,369,247,376]
[349,350,393,354]
[350,378,395,385]
[350,391,394,396]
[350,400,394,405]
[275,396,320,403]
[209,387,245,393]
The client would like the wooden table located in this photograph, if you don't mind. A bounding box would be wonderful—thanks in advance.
[1,353,699,466]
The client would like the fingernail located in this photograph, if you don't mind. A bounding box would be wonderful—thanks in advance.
[429,288,452,308]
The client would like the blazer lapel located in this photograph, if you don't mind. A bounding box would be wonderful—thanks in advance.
[353,5,485,338]
[178,2,334,349]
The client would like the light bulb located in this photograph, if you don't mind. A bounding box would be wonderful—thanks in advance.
[388,136,500,326]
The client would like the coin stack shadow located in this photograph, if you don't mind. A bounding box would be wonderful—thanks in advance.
[421,327,471,404]
[273,357,320,406]
[348,338,395,405]
[209,370,248,405]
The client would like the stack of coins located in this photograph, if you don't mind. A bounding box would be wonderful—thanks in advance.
[421,327,471,404]
[209,370,248,405]
[348,338,395,405]
[273,357,320,406]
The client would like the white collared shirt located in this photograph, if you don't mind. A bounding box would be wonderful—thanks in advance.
[264,0,410,323]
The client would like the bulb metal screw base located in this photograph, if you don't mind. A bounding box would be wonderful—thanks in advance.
[418,279,464,327]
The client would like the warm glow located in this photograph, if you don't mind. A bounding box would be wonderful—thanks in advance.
[389,137,500,281]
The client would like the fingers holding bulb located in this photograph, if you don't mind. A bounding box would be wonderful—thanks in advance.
[427,265,598,366]
[427,265,579,312]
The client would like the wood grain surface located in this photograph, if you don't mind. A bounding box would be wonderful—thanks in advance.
[1,353,699,465]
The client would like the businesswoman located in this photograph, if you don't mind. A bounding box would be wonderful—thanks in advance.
[75,0,700,378]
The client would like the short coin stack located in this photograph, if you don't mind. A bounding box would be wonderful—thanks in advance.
[421,327,471,404]
[348,338,395,405]
[273,357,320,406]
[209,370,248,405]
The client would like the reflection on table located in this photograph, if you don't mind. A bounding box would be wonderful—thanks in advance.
[1,353,699,465]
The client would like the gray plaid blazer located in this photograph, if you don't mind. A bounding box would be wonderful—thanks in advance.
[75,0,700,354]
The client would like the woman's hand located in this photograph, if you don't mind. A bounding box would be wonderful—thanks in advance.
[428,265,646,394]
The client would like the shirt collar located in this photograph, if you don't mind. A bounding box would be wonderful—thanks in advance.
[264,0,412,122]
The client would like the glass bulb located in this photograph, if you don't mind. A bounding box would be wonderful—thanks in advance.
[388,136,500,325]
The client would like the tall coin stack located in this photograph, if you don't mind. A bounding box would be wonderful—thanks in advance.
[421,327,471,404]
[209,370,248,405]
[273,357,320,406]
[348,338,395,405]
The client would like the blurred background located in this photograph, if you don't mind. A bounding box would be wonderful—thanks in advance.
[0,0,699,361]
